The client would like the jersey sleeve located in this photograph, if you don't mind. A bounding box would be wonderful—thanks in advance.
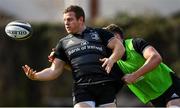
[132,38,150,55]
[54,40,68,62]
[96,28,115,46]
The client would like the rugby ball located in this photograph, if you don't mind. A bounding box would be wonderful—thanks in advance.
[5,20,32,40]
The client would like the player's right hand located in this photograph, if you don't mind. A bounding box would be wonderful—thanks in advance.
[22,65,37,80]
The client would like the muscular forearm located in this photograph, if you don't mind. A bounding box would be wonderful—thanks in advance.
[101,37,125,73]
[29,59,65,81]
[122,46,163,84]
[133,51,162,79]
[35,67,62,81]
[108,38,125,63]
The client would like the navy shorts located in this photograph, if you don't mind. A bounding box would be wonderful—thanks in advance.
[150,73,180,107]
[72,81,122,106]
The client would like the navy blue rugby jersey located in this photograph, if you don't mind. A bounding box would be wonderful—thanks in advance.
[54,27,124,84]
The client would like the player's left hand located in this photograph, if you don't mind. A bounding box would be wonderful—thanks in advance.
[100,58,114,73]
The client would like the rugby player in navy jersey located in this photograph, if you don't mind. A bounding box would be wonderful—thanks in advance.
[22,5,125,108]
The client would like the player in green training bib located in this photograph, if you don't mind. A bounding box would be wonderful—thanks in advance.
[104,24,180,107]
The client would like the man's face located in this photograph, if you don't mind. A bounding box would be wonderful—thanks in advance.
[63,12,81,34]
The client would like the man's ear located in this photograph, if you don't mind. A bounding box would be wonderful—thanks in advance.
[114,33,121,39]
[79,16,84,22]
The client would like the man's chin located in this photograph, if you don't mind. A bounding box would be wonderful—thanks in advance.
[67,31,74,34]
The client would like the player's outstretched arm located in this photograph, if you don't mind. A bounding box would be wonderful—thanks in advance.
[22,58,66,81]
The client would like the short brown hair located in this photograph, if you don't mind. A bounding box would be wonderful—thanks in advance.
[64,5,85,22]
[103,24,124,39]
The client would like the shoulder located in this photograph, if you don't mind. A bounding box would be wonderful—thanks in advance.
[94,27,110,33]
[85,27,105,33]
[85,27,114,45]
[133,38,147,42]
[94,27,114,37]
[56,34,74,45]
[86,27,112,35]
[132,38,150,54]
[56,34,73,48]
[59,34,73,41]
[132,38,149,47]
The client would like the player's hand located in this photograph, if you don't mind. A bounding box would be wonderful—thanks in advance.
[121,73,138,84]
[99,58,115,73]
[48,48,56,62]
[22,65,37,80]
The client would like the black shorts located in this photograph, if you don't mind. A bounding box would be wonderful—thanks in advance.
[171,73,180,96]
[150,73,180,107]
[72,81,120,106]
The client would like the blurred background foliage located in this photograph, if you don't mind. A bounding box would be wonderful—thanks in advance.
[0,11,180,107]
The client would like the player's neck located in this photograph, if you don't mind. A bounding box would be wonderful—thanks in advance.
[77,25,86,35]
